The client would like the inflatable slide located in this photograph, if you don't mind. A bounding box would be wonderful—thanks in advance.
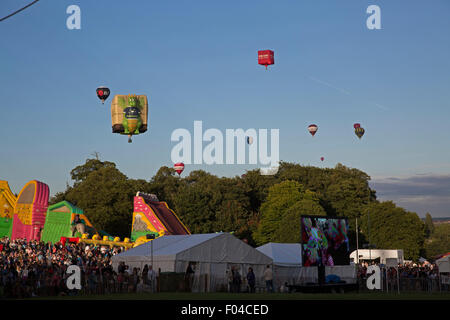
[131,192,190,241]
[40,201,97,244]
[0,181,16,238]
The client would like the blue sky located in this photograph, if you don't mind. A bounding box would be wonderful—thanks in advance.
[1,0,449,217]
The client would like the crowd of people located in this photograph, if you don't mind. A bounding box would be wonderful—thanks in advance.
[357,261,444,292]
[1,236,447,298]
[0,237,157,299]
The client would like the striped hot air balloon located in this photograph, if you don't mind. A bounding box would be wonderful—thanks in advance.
[308,124,318,137]
[174,162,185,176]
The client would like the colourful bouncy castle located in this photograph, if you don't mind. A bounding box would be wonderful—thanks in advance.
[1,180,190,248]
[11,180,49,241]
[40,201,97,244]
[0,181,16,238]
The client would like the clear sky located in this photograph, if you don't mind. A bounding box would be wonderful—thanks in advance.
[1,0,449,217]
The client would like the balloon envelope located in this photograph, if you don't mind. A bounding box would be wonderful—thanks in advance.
[96,86,110,103]
[355,127,365,139]
[320,157,324,161]
[174,162,185,175]
[354,123,361,129]
[308,124,318,136]
[111,94,148,142]
[258,50,274,69]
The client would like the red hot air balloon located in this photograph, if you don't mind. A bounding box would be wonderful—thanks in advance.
[354,123,361,129]
[308,124,318,137]
[320,157,324,161]
[174,162,185,176]
[258,50,274,70]
[96,86,110,104]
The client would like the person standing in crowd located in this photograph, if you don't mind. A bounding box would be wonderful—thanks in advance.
[233,267,242,293]
[246,267,255,293]
[227,267,235,293]
[70,214,86,237]
[147,265,157,293]
[264,265,274,293]
[185,263,195,292]
[142,264,149,285]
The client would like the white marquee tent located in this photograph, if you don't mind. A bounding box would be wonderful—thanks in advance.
[111,233,273,292]
[436,256,450,273]
[256,243,317,290]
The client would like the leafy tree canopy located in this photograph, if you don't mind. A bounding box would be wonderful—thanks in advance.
[359,201,425,260]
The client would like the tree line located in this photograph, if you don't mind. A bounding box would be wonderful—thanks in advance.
[50,158,449,261]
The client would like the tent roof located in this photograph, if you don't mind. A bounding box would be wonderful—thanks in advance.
[115,233,220,258]
[256,243,302,267]
[112,233,273,265]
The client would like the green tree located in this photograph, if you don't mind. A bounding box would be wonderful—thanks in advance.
[148,166,185,208]
[274,198,327,243]
[253,180,325,245]
[424,212,434,238]
[359,201,425,260]
[70,158,117,185]
[50,158,151,237]
[173,171,224,233]
[423,223,450,259]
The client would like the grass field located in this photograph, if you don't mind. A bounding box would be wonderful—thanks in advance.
[32,292,450,300]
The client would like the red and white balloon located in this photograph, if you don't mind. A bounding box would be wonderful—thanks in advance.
[174,162,185,176]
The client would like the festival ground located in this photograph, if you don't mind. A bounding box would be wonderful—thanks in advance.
[29,292,450,300]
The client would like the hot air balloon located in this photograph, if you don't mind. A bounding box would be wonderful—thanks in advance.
[258,50,274,70]
[320,157,324,161]
[354,123,361,129]
[96,86,110,104]
[247,136,254,145]
[111,94,148,143]
[174,162,185,176]
[308,124,318,137]
[355,127,365,139]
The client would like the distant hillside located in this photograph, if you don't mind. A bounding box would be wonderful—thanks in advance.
[422,217,450,225]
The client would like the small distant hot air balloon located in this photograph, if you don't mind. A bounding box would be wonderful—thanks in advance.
[355,127,365,139]
[258,50,274,70]
[354,123,361,129]
[308,124,318,137]
[174,162,185,176]
[247,136,254,145]
[96,86,110,104]
[320,157,324,161]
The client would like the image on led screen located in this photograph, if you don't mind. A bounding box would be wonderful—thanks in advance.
[301,216,350,266]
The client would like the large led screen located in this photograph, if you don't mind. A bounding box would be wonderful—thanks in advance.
[301,216,350,266]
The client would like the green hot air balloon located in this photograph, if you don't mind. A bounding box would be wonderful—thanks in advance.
[111,94,149,143]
